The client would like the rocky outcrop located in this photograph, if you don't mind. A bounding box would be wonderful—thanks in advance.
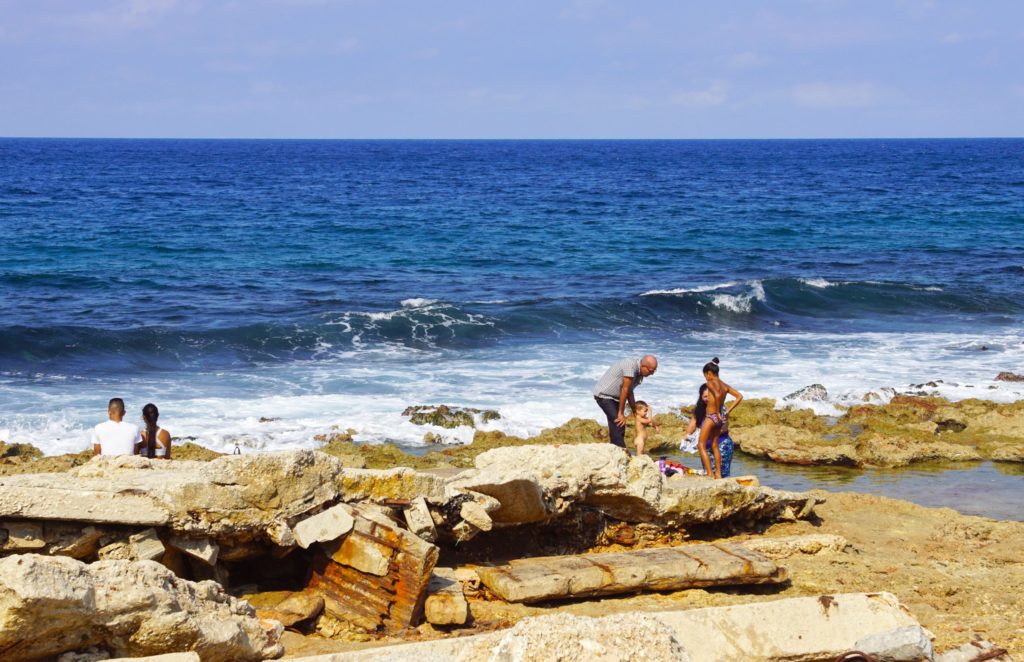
[402,405,500,428]
[0,554,282,662]
[734,395,1024,467]
[995,372,1024,382]
[448,443,820,527]
[784,383,829,402]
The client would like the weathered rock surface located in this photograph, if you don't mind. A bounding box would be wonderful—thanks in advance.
[449,443,819,527]
[402,405,501,429]
[0,554,282,662]
[244,589,324,628]
[734,395,1024,467]
[424,567,468,626]
[995,371,1024,382]
[734,533,848,558]
[936,639,1013,662]
[0,451,345,540]
[288,592,927,662]
[784,383,829,402]
[475,542,786,603]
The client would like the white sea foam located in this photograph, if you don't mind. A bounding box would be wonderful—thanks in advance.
[709,280,766,313]
[3,329,1023,456]
[400,298,439,308]
[641,282,739,296]
[799,277,835,288]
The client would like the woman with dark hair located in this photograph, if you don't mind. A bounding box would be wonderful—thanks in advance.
[695,358,743,478]
[140,403,172,459]
[685,383,736,478]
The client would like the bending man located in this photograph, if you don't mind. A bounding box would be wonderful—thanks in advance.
[592,355,658,450]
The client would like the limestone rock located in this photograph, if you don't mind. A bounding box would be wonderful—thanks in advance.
[339,467,447,503]
[735,534,848,558]
[855,625,935,662]
[0,554,282,662]
[784,383,829,402]
[98,528,165,562]
[293,503,355,549]
[0,521,45,551]
[402,497,437,542]
[459,501,493,532]
[424,568,468,626]
[167,535,219,565]
[245,590,324,628]
[475,543,785,603]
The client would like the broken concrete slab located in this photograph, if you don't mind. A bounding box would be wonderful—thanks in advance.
[291,592,926,662]
[166,535,219,565]
[244,589,325,628]
[0,451,346,543]
[293,503,356,549]
[424,567,468,626]
[459,501,492,532]
[475,542,785,603]
[307,504,439,633]
[402,497,437,543]
[339,467,446,503]
[98,528,165,562]
[0,554,282,662]
[657,592,931,662]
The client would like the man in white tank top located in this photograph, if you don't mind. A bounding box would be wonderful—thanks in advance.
[91,397,142,456]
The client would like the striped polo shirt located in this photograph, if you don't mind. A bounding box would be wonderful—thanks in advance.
[593,358,643,400]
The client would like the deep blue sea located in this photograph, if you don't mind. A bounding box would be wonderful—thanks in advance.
[2,139,1023,489]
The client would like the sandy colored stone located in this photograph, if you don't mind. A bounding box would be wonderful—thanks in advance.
[0,521,45,551]
[459,501,493,532]
[246,590,324,627]
[338,467,447,502]
[424,567,468,626]
[167,535,219,565]
[293,503,355,549]
[0,554,282,662]
[402,496,437,542]
[735,533,848,558]
[323,529,393,576]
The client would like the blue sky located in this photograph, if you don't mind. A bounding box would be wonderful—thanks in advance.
[1,0,1022,138]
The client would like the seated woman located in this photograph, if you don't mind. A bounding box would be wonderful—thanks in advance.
[140,403,172,459]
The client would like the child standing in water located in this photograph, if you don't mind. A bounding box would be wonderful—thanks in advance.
[697,358,743,478]
[632,401,658,456]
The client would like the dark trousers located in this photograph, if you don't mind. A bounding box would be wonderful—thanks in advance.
[595,396,626,448]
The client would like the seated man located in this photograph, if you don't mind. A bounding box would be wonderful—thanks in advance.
[91,397,142,456]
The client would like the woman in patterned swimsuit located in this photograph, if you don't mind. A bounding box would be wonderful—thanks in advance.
[685,383,736,477]
[697,358,743,478]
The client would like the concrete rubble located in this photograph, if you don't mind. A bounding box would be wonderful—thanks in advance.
[0,444,942,661]
[474,542,787,603]
[0,554,282,662]
[287,592,932,662]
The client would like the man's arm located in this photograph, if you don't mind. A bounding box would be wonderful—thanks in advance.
[615,376,633,427]
[91,429,101,456]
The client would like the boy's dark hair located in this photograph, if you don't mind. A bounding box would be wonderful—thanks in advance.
[108,398,126,414]
[702,357,720,376]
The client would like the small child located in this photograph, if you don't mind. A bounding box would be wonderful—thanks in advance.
[632,401,659,456]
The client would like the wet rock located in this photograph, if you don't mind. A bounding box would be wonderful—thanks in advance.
[783,383,829,402]
[935,418,967,434]
[995,371,1024,382]
[0,554,282,662]
[402,404,501,429]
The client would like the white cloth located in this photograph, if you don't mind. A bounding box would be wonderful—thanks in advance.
[679,430,699,454]
[91,420,142,456]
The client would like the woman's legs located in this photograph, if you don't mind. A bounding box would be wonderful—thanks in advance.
[697,419,716,475]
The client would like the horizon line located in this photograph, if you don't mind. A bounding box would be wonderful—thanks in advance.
[2,135,1022,141]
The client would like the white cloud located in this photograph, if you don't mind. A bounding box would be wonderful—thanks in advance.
[941,32,965,44]
[793,82,878,108]
[670,81,728,108]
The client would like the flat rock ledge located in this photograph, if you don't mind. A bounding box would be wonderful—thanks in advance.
[0,554,282,662]
[292,592,932,662]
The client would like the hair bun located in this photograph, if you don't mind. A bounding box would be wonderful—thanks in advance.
[712,357,720,365]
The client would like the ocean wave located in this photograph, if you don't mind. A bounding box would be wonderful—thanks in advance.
[798,277,836,288]
[709,281,767,313]
[641,281,740,296]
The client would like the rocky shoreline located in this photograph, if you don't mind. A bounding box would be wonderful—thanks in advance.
[0,395,1021,660]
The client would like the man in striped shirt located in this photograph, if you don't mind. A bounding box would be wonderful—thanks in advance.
[593,355,658,450]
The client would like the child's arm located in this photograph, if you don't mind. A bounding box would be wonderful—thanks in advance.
[723,382,743,416]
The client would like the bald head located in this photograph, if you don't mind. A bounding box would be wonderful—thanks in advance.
[640,355,658,376]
